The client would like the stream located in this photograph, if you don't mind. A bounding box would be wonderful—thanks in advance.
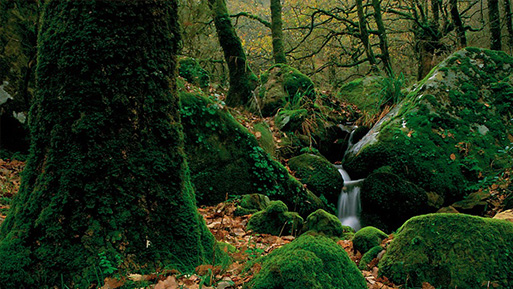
[336,125,364,231]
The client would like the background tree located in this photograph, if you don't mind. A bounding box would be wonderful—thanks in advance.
[208,0,258,107]
[488,0,501,50]
[0,0,39,151]
[0,0,217,287]
[271,0,287,64]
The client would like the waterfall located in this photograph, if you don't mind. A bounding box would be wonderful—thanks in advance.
[336,125,363,231]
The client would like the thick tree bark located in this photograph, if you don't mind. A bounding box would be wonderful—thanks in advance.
[0,0,217,287]
[208,0,257,107]
[488,0,502,50]
[372,0,393,77]
[270,0,287,64]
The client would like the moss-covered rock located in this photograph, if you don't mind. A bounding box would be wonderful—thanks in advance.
[360,170,432,231]
[252,122,276,157]
[353,226,388,254]
[303,209,350,239]
[288,153,342,204]
[345,48,513,221]
[247,201,303,236]
[337,75,386,118]
[178,57,210,88]
[180,92,326,216]
[257,64,315,116]
[379,213,513,288]
[358,245,383,270]
[234,194,270,216]
[247,234,367,289]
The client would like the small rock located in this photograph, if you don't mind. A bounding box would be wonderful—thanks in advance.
[493,209,513,222]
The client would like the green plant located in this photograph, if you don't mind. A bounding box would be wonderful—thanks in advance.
[98,252,122,276]
[245,235,265,260]
[376,73,405,109]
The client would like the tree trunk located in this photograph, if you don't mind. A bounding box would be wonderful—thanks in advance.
[450,0,467,48]
[488,0,502,50]
[504,0,513,51]
[208,0,257,107]
[372,0,393,77]
[0,0,217,287]
[357,0,377,70]
[270,0,287,64]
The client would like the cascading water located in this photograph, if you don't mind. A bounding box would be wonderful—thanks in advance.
[336,125,364,231]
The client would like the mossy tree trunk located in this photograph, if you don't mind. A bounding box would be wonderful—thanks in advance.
[270,0,287,64]
[0,0,216,287]
[488,0,502,50]
[208,0,257,107]
[372,0,393,77]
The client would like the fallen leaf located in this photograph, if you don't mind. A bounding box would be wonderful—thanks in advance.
[154,276,179,289]
[450,153,456,160]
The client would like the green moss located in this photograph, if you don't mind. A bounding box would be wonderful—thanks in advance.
[303,209,347,238]
[207,0,257,106]
[178,57,210,88]
[379,213,513,288]
[180,92,326,216]
[252,122,276,157]
[234,193,270,216]
[345,48,513,214]
[358,245,383,270]
[247,234,367,289]
[246,201,303,236]
[288,153,342,204]
[337,76,383,116]
[0,1,220,287]
[353,226,388,254]
[258,64,315,116]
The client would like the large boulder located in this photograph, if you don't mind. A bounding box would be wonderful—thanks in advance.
[257,64,315,116]
[288,153,342,204]
[379,213,513,288]
[345,48,513,225]
[247,234,367,289]
[179,91,326,216]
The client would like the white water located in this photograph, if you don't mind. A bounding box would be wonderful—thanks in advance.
[336,126,363,231]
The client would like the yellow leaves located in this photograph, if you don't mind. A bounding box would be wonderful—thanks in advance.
[450,153,456,161]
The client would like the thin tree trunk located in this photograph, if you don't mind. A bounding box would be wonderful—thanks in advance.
[357,0,377,70]
[372,0,393,77]
[504,0,513,51]
[450,0,467,48]
[488,0,502,50]
[208,0,257,107]
[270,0,287,64]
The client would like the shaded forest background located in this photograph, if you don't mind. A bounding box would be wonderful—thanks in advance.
[1,0,512,138]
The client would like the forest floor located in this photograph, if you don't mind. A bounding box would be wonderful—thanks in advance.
[0,158,401,289]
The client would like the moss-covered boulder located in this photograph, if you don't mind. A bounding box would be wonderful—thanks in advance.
[247,234,367,289]
[180,92,326,216]
[303,209,348,238]
[379,213,513,288]
[337,75,386,118]
[360,169,432,231]
[358,245,383,270]
[288,153,342,204]
[247,201,303,236]
[234,194,270,216]
[352,226,388,254]
[257,64,315,116]
[345,48,513,222]
[178,57,210,88]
